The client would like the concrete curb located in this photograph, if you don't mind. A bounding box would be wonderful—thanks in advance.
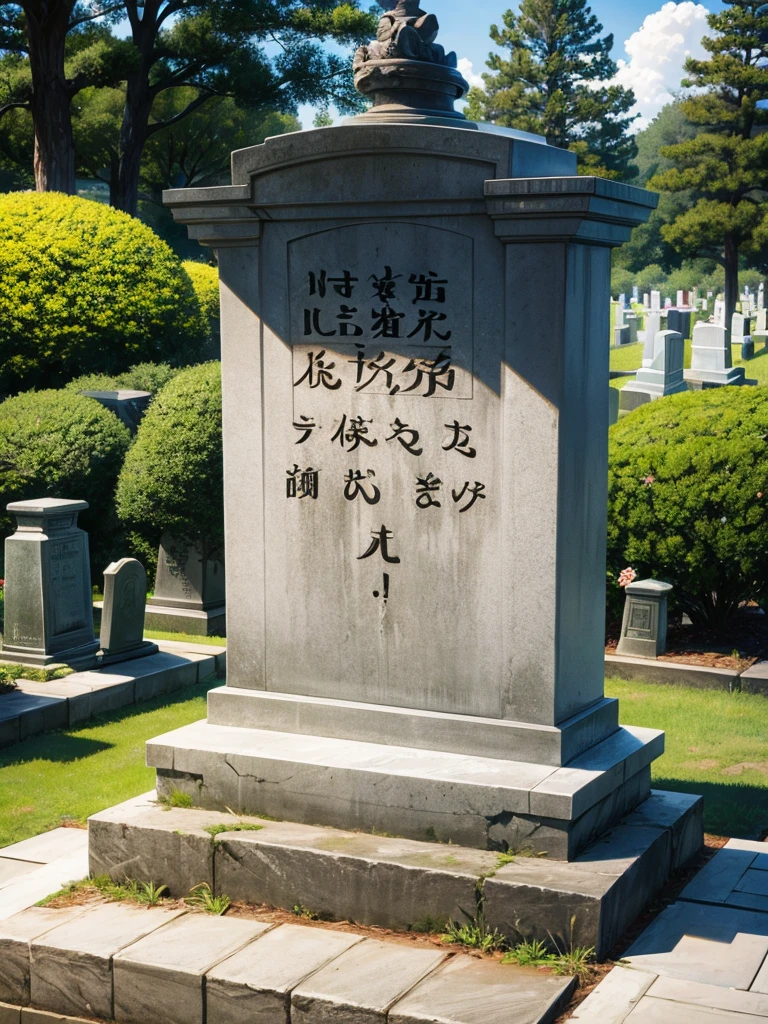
[605,653,768,692]
[0,644,226,750]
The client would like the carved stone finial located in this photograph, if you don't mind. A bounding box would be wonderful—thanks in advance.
[349,2,475,129]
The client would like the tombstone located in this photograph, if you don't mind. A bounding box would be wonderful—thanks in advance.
[731,311,754,359]
[625,313,639,344]
[144,533,225,636]
[701,298,708,312]
[641,312,661,367]
[80,390,151,435]
[713,298,726,327]
[759,283,764,310]
[685,322,746,387]
[99,558,158,664]
[664,296,672,307]
[614,325,630,347]
[676,290,684,308]
[616,580,673,659]
[618,292,627,311]
[1,499,99,669]
[149,5,674,869]
[615,304,626,327]
[631,285,639,303]
[643,292,650,309]
[650,290,661,311]
[622,330,687,412]
[666,308,691,339]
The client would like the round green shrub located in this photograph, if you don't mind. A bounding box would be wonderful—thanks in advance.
[116,362,223,567]
[182,261,220,357]
[607,386,768,631]
[64,362,180,396]
[0,192,208,392]
[0,390,132,577]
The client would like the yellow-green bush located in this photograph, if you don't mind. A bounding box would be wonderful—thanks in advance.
[182,261,220,356]
[0,193,208,392]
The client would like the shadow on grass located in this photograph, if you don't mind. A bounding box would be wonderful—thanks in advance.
[0,675,220,771]
[655,776,768,839]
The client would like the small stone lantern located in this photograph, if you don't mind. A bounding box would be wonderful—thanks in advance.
[616,579,673,659]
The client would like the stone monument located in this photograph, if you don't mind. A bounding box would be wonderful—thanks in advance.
[138,3,686,864]
[80,390,151,434]
[685,322,746,388]
[144,533,225,637]
[641,312,661,367]
[99,558,158,664]
[617,580,673,659]
[621,329,687,412]
[2,499,99,669]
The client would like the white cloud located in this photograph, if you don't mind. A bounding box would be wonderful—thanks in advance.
[613,2,710,130]
[457,57,484,90]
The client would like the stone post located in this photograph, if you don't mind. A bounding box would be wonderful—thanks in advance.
[2,499,99,669]
[616,579,674,659]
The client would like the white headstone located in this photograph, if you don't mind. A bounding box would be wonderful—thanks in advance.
[643,292,650,308]
[650,290,661,312]
[685,322,746,386]
[676,290,685,308]
[615,304,626,327]
[758,283,764,310]
[641,312,662,367]
[713,298,725,326]
[624,329,687,402]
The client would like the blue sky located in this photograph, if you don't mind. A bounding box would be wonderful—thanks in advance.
[301,0,726,129]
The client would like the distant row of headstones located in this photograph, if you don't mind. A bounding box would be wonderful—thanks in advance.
[1,499,225,671]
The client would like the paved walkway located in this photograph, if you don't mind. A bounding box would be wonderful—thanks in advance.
[0,828,89,922]
[571,838,768,1021]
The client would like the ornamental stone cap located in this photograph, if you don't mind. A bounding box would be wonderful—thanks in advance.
[625,579,673,596]
[7,498,89,515]
[81,390,151,401]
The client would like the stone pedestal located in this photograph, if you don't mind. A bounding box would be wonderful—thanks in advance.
[621,329,687,409]
[617,580,673,659]
[145,533,225,637]
[685,322,746,387]
[1,499,99,669]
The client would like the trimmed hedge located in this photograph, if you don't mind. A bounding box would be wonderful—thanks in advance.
[116,362,223,570]
[607,386,768,630]
[0,192,207,391]
[0,390,132,577]
[182,261,219,356]
[64,362,180,396]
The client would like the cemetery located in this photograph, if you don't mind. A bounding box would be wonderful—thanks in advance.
[1,0,768,1021]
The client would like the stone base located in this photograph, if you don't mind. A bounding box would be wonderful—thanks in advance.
[207,686,620,767]
[145,718,664,860]
[144,604,225,637]
[88,788,703,960]
[97,640,159,667]
[684,367,747,387]
[0,640,99,671]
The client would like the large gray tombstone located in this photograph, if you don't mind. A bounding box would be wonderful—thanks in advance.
[156,6,662,860]
[99,558,158,664]
[622,330,687,411]
[685,322,746,387]
[144,533,225,636]
[2,499,99,669]
[617,580,673,659]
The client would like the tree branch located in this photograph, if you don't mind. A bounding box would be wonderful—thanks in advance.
[68,2,124,30]
[145,89,213,135]
[0,100,30,119]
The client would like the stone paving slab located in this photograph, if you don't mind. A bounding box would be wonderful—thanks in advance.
[0,862,39,888]
[0,844,89,922]
[113,913,270,1024]
[681,838,768,906]
[1,830,90,867]
[30,903,186,1020]
[291,938,446,1023]
[206,924,362,1024]
[0,907,86,1006]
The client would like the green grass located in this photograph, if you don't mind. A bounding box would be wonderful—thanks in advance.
[609,338,768,389]
[0,677,218,847]
[143,630,226,646]
[606,677,768,838]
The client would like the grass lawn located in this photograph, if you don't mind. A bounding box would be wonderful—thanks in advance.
[144,630,226,646]
[606,677,768,838]
[0,676,219,848]
[609,339,768,389]
[2,674,766,850]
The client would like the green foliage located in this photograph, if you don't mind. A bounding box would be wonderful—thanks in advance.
[607,387,768,630]
[292,903,319,920]
[0,192,207,391]
[441,907,506,953]
[159,789,194,809]
[465,0,637,178]
[116,362,223,562]
[501,937,552,966]
[186,882,230,915]
[0,389,131,576]
[183,262,220,356]
[0,663,73,684]
[64,362,181,396]
[648,1,768,322]
[202,822,264,838]
[631,101,698,186]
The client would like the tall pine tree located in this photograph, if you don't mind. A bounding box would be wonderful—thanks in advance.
[649,1,768,329]
[465,0,637,178]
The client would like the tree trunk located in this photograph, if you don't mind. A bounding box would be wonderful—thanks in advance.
[114,65,154,215]
[724,232,740,336]
[25,2,76,193]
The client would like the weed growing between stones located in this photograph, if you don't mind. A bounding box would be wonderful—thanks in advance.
[292,903,319,920]
[502,916,596,985]
[202,822,264,839]
[185,882,230,914]
[440,907,506,953]
[158,789,193,809]
[36,875,170,907]
[0,663,73,690]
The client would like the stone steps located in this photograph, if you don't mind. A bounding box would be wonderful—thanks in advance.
[0,901,575,1024]
[88,788,703,959]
